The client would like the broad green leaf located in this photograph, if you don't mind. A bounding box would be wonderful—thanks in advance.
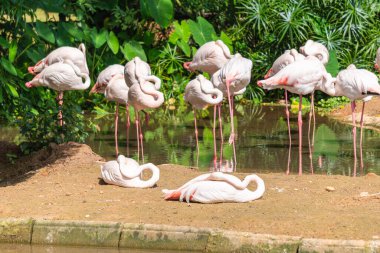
[120,41,147,61]
[55,23,72,46]
[90,29,108,49]
[177,40,191,57]
[219,32,233,52]
[326,50,340,76]
[26,49,44,63]
[107,31,119,54]
[5,83,19,97]
[145,0,173,28]
[8,42,17,62]
[188,17,216,46]
[169,20,191,44]
[139,0,150,17]
[1,58,18,76]
[61,22,84,41]
[35,21,55,44]
[0,36,9,48]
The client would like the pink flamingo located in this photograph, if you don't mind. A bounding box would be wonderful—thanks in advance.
[90,65,129,157]
[162,172,265,204]
[375,48,380,71]
[101,155,159,188]
[127,58,164,162]
[257,56,334,175]
[25,61,91,126]
[321,64,380,176]
[212,53,253,171]
[184,75,223,168]
[28,44,89,76]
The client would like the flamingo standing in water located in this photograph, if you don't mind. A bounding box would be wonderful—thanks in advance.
[126,57,164,162]
[184,75,223,168]
[27,44,89,126]
[212,54,253,171]
[257,56,334,175]
[25,61,91,125]
[101,155,160,188]
[321,64,380,176]
[90,64,129,157]
[163,172,265,203]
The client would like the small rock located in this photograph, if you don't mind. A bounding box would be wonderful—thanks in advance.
[325,186,335,192]
[85,214,90,218]
[65,193,72,196]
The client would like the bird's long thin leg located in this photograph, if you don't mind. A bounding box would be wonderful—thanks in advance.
[57,91,64,127]
[351,101,357,177]
[115,102,119,157]
[193,109,199,168]
[138,111,144,164]
[359,102,365,173]
[298,95,303,175]
[308,92,314,174]
[135,109,140,162]
[126,104,130,157]
[213,104,217,171]
[218,104,223,169]
[312,93,316,146]
[285,90,291,175]
[226,80,237,171]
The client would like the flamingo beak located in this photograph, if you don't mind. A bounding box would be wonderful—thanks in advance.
[257,80,263,87]
[90,83,100,94]
[264,69,272,79]
[183,62,192,71]
[25,82,32,88]
[375,63,379,71]
[28,66,35,75]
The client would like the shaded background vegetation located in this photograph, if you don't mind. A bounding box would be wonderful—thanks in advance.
[1,0,379,151]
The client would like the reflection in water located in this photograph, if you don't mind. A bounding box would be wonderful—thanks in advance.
[84,105,380,176]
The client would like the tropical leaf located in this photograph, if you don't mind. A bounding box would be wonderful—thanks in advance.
[61,22,84,41]
[8,42,17,63]
[0,36,9,49]
[5,83,19,98]
[188,17,217,46]
[107,31,119,54]
[177,40,191,57]
[326,50,340,76]
[1,58,18,76]
[35,21,55,44]
[169,20,191,44]
[90,29,108,49]
[120,41,147,61]
[55,23,72,46]
[144,0,173,28]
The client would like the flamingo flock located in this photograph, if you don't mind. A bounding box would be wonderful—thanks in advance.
[25,40,380,203]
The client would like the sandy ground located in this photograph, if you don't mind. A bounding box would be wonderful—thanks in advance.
[1,99,380,241]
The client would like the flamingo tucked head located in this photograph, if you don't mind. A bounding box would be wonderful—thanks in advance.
[264,69,273,79]
[28,59,46,75]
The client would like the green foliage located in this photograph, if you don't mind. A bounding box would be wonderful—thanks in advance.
[317,96,350,112]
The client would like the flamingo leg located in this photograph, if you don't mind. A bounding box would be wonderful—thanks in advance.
[193,109,199,168]
[351,101,357,177]
[218,104,223,169]
[126,104,130,157]
[138,111,144,164]
[57,91,64,127]
[135,108,140,162]
[308,92,314,174]
[359,102,365,173]
[285,90,291,175]
[115,102,119,157]
[213,105,217,171]
[226,80,237,171]
[298,95,303,175]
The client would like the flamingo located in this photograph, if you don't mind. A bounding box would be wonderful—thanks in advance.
[212,53,253,171]
[28,44,89,75]
[162,172,265,204]
[25,60,91,126]
[375,47,380,71]
[90,65,129,157]
[127,58,164,162]
[101,154,160,188]
[321,64,380,176]
[184,75,223,168]
[257,56,334,175]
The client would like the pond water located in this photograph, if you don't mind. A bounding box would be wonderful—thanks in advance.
[86,105,380,176]
[0,243,198,253]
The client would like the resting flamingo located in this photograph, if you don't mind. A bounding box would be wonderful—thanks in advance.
[163,172,265,204]
[212,53,253,171]
[184,75,223,168]
[90,64,128,157]
[257,56,334,175]
[321,64,380,176]
[25,61,91,126]
[101,154,159,188]
[127,57,164,162]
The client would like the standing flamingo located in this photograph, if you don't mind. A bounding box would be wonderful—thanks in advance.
[25,61,91,126]
[212,53,253,171]
[90,65,129,157]
[184,75,223,168]
[101,154,160,188]
[320,64,380,176]
[162,172,265,203]
[257,56,334,175]
[127,58,164,162]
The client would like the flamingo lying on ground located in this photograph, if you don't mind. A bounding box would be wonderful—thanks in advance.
[127,57,164,162]
[212,53,253,171]
[321,64,380,176]
[184,75,223,168]
[163,172,265,203]
[101,155,159,188]
[25,60,91,126]
[257,56,334,175]
[91,64,128,157]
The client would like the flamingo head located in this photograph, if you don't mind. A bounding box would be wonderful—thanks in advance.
[90,82,106,94]
[257,80,264,87]
[264,68,273,79]
[183,62,193,72]
[31,60,46,74]
[27,66,36,75]
[25,82,33,88]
